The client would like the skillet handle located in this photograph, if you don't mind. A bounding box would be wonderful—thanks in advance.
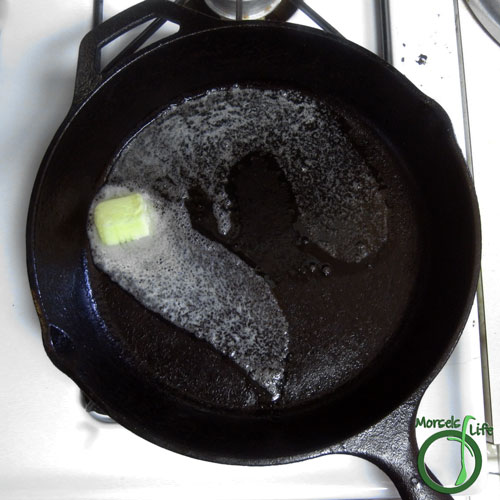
[73,0,223,106]
[337,389,453,500]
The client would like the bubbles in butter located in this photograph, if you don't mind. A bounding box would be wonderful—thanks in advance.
[88,185,289,400]
[108,86,388,263]
[88,86,389,400]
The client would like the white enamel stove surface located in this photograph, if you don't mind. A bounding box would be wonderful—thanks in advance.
[0,1,494,498]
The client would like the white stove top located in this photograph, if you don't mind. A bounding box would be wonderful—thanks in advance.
[0,1,498,498]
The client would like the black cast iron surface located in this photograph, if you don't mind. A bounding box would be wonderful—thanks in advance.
[26,2,480,499]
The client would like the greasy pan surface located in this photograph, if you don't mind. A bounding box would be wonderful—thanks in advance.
[27,16,480,464]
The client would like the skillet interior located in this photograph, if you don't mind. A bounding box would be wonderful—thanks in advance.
[88,83,423,410]
[28,23,480,463]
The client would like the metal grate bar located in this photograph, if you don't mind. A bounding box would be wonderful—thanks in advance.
[289,0,342,37]
[236,0,243,20]
[93,0,103,29]
[377,0,392,63]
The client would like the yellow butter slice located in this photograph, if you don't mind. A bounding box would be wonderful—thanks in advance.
[94,193,151,246]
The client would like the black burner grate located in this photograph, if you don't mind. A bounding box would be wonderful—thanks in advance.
[92,0,341,35]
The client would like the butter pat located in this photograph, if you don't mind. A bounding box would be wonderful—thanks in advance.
[94,193,151,245]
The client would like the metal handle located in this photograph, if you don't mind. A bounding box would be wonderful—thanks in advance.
[73,0,223,106]
[335,388,453,500]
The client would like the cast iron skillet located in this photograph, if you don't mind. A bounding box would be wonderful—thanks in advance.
[26,2,481,499]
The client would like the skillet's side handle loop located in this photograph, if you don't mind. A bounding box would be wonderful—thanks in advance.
[338,389,453,500]
[73,0,223,107]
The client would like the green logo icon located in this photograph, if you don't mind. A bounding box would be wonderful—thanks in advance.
[417,415,483,494]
